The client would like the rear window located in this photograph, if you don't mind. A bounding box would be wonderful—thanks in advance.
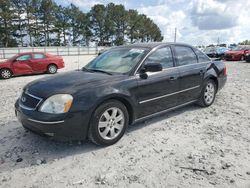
[33,54,46,59]
[194,49,211,63]
[16,55,31,61]
[174,46,198,66]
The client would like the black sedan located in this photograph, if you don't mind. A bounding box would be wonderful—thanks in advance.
[246,53,250,62]
[15,43,227,145]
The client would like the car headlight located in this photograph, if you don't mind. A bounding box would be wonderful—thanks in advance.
[39,94,73,114]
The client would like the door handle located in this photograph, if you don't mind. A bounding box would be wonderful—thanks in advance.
[169,77,177,81]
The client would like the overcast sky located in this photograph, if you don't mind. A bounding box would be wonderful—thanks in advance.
[55,0,250,45]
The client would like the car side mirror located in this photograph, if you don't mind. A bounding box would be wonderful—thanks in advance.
[143,63,163,72]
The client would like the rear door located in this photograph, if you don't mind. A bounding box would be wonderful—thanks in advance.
[12,54,33,75]
[134,46,180,118]
[173,45,208,104]
[30,53,48,72]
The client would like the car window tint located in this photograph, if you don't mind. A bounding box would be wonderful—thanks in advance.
[16,55,31,61]
[194,49,210,63]
[34,54,46,59]
[174,46,198,66]
[144,47,174,69]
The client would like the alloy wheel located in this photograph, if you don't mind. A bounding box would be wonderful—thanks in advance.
[48,65,57,73]
[204,82,215,105]
[98,107,125,140]
[1,69,11,79]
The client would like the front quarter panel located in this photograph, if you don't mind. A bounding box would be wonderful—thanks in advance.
[70,75,138,123]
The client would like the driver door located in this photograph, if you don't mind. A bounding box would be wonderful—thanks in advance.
[134,46,180,118]
[12,54,33,75]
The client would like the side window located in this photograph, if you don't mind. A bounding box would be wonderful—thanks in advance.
[33,54,46,59]
[174,46,198,66]
[194,49,210,63]
[16,55,31,61]
[144,47,174,69]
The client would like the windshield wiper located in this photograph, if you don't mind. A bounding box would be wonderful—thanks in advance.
[88,69,113,75]
[82,67,93,72]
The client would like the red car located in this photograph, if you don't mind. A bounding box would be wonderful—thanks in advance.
[0,52,64,79]
[224,46,250,61]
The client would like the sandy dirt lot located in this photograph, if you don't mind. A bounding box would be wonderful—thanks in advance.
[0,56,250,188]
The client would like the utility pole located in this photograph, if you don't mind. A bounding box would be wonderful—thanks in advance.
[174,27,177,43]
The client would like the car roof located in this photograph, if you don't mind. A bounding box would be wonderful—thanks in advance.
[125,42,194,49]
[16,52,52,56]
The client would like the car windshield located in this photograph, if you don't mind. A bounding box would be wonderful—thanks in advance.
[204,48,215,53]
[233,46,244,51]
[9,54,19,61]
[85,47,148,74]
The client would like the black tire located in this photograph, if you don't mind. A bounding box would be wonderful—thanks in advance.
[88,100,129,146]
[240,56,245,61]
[47,64,57,74]
[0,69,12,79]
[198,79,217,107]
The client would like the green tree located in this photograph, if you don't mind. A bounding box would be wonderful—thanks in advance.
[40,0,56,46]
[12,0,27,46]
[106,3,127,45]
[54,5,71,46]
[89,4,106,46]
[239,40,250,45]
[0,0,17,47]
[68,4,91,46]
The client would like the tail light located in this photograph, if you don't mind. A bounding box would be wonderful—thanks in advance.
[223,66,227,76]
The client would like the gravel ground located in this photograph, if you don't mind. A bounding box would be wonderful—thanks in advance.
[0,57,250,188]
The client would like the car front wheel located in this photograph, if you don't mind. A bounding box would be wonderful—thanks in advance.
[88,100,129,146]
[198,80,216,107]
[0,69,12,79]
[47,64,57,74]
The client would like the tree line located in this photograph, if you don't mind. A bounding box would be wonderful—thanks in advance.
[0,0,163,47]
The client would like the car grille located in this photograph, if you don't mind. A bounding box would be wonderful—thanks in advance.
[20,92,43,110]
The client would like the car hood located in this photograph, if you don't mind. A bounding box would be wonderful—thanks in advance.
[25,70,125,98]
[0,60,10,66]
[225,51,243,55]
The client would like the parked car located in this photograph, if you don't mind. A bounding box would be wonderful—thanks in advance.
[15,43,227,146]
[204,47,228,58]
[224,46,250,61]
[246,52,250,62]
[0,52,64,79]
[98,49,107,56]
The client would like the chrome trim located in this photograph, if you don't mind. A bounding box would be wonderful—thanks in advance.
[133,44,210,76]
[19,91,43,111]
[139,85,200,104]
[134,46,160,75]
[28,118,65,124]
[19,103,36,111]
[135,100,197,122]
[25,91,43,100]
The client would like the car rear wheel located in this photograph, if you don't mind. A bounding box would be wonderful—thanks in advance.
[47,64,57,74]
[240,56,245,61]
[88,100,129,146]
[0,69,12,79]
[198,79,216,107]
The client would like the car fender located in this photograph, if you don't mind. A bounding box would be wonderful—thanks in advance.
[203,63,219,90]
[93,92,136,124]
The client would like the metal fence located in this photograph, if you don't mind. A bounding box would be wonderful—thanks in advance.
[0,46,106,59]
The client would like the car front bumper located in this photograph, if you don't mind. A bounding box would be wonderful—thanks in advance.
[15,101,91,141]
